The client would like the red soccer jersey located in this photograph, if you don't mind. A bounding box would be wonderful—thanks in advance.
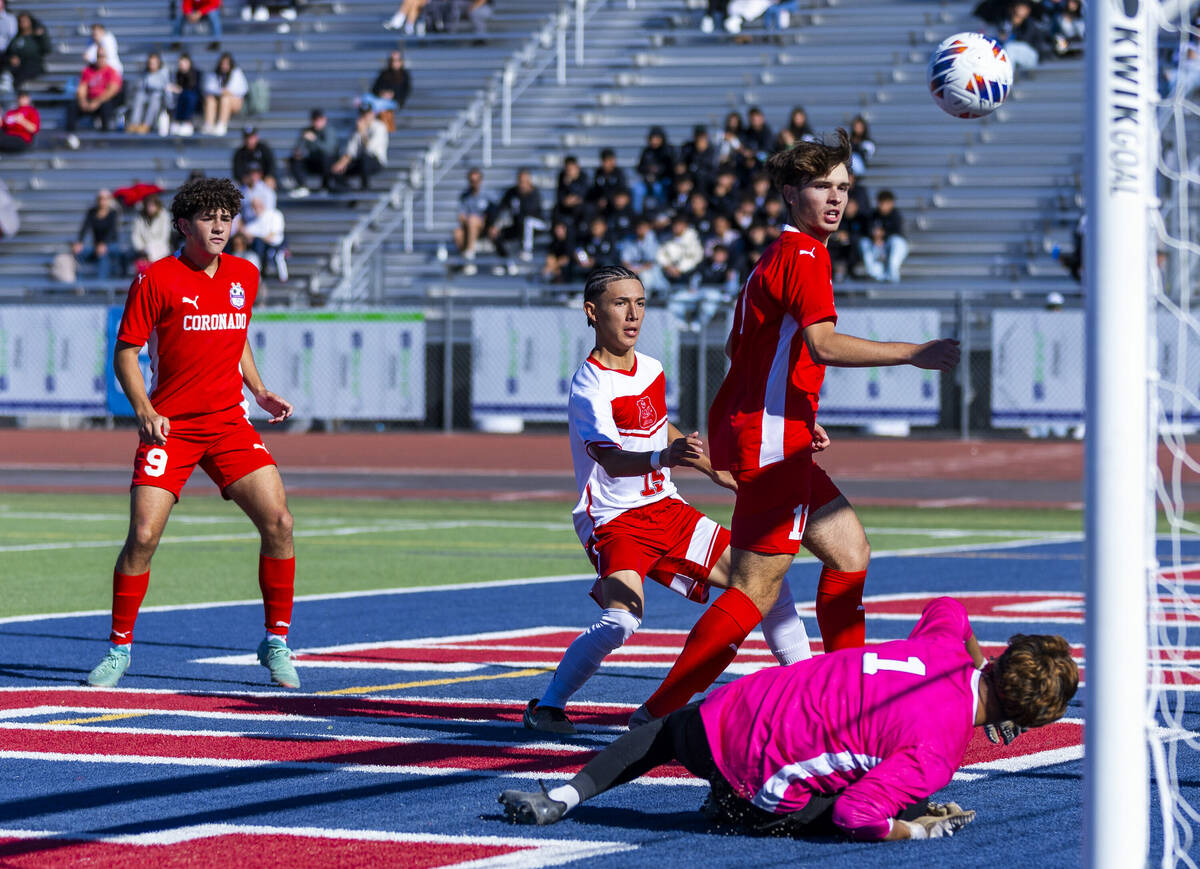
[708,225,837,472]
[117,254,259,419]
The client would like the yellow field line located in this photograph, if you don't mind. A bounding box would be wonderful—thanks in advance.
[316,667,552,696]
[44,712,150,725]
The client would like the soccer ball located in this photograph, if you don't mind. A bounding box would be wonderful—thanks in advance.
[927,32,1013,119]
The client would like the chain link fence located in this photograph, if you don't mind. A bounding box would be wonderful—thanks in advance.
[0,295,1099,438]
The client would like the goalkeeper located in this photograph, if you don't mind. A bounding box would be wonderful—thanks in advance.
[500,596,1078,841]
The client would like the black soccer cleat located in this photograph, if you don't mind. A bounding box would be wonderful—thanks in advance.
[522,699,577,735]
[499,781,568,826]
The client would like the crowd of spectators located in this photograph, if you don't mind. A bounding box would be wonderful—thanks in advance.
[451,109,907,326]
[383,0,492,37]
[974,0,1085,69]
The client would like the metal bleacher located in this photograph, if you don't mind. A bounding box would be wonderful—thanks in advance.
[0,0,554,302]
[1,0,1088,306]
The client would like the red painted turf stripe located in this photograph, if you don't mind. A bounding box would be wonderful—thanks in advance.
[0,728,691,777]
[961,721,1081,765]
[0,835,526,868]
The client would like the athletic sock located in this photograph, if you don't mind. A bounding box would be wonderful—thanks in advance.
[761,582,811,665]
[539,608,641,710]
[259,555,295,637]
[643,588,762,718]
[109,570,150,645]
[815,567,867,651]
[546,784,581,812]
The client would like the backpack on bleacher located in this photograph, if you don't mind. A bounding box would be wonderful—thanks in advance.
[246,76,271,117]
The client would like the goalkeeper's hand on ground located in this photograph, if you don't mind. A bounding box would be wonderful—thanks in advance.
[903,804,976,839]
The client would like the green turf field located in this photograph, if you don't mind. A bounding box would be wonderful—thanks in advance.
[0,492,1090,618]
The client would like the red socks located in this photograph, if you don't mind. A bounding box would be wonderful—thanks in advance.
[259,555,295,636]
[109,570,150,644]
[816,567,867,651]
[644,587,763,718]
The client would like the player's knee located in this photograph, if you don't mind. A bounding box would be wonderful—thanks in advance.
[126,521,162,555]
[260,508,294,543]
[596,608,641,647]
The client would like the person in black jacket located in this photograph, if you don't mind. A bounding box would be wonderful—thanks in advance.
[680,125,718,193]
[362,50,410,130]
[72,189,122,280]
[487,168,545,264]
[4,12,50,88]
[633,126,675,213]
[586,148,628,213]
[233,125,277,189]
[554,155,589,229]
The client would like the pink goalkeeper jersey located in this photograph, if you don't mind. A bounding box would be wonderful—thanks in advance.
[699,597,981,841]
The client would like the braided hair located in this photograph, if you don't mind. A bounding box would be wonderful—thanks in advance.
[582,265,640,328]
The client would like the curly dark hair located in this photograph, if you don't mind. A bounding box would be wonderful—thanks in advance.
[170,177,243,229]
[764,128,852,192]
[993,634,1079,728]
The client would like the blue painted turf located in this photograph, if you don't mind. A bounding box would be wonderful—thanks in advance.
[0,540,1196,868]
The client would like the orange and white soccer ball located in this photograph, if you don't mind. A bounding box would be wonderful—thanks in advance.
[927,32,1013,119]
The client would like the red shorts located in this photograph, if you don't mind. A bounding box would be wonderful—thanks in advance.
[730,457,842,556]
[131,411,276,500]
[586,497,730,605]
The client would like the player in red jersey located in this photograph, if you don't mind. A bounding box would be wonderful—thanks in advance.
[86,176,300,690]
[630,131,961,725]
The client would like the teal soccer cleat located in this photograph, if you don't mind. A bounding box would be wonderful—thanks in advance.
[86,646,131,687]
[257,636,301,688]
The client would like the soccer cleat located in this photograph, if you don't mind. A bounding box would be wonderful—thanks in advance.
[628,704,656,729]
[523,699,576,735]
[86,646,131,687]
[257,636,301,688]
[499,781,568,825]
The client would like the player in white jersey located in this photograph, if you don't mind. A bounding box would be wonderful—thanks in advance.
[523,266,814,735]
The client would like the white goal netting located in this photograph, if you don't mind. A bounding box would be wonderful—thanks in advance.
[1151,2,1200,866]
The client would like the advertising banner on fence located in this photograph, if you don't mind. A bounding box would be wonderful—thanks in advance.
[248,311,426,420]
[0,305,108,414]
[470,306,680,423]
[991,310,1084,427]
[818,308,943,425]
[107,309,426,421]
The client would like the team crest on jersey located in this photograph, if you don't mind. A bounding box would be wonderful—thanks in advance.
[229,282,245,309]
[636,396,657,430]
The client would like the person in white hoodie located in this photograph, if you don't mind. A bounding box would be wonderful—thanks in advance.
[331,105,388,191]
[83,22,122,77]
[130,195,172,264]
[242,196,287,281]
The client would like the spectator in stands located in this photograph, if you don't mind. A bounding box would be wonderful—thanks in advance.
[718,111,744,164]
[541,218,578,283]
[383,0,430,36]
[0,89,38,152]
[228,230,261,269]
[859,190,909,282]
[723,0,776,34]
[1000,0,1055,69]
[65,48,122,135]
[454,167,490,274]
[0,1,15,50]
[741,106,773,158]
[652,214,703,289]
[201,52,248,136]
[731,196,757,232]
[620,217,661,289]
[684,191,715,238]
[707,168,737,218]
[237,161,276,222]
[487,167,545,268]
[126,52,170,135]
[575,215,620,272]
[827,195,867,281]
[242,195,288,281]
[130,194,172,267]
[424,0,487,33]
[633,126,675,214]
[1050,0,1084,56]
[680,125,718,192]
[167,53,201,136]
[775,105,815,152]
[241,0,299,25]
[700,0,727,32]
[73,189,122,280]
[846,164,871,214]
[173,0,222,50]
[667,172,696,215]
[743,221,770,269]
[606,188,637,242]
[849,114,875,175]
[670,243,739,330]
[331,104,389,191]
[233,125,277,188]
[362,51,410,133]
[4,12,50,90]
[704,212,744,262]
[84,22,122,77]
[587,148,628,213]
[289,108,338,196]
[554,155,589,228]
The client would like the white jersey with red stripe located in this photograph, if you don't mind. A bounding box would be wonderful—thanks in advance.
[569,351,678,546]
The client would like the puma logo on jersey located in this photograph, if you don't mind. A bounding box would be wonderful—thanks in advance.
[253,443,268,452]
[182,296,200,310]
[797,248,816,259]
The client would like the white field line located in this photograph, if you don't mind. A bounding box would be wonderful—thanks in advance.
[0,705,324,723]
[0,823,638,869]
